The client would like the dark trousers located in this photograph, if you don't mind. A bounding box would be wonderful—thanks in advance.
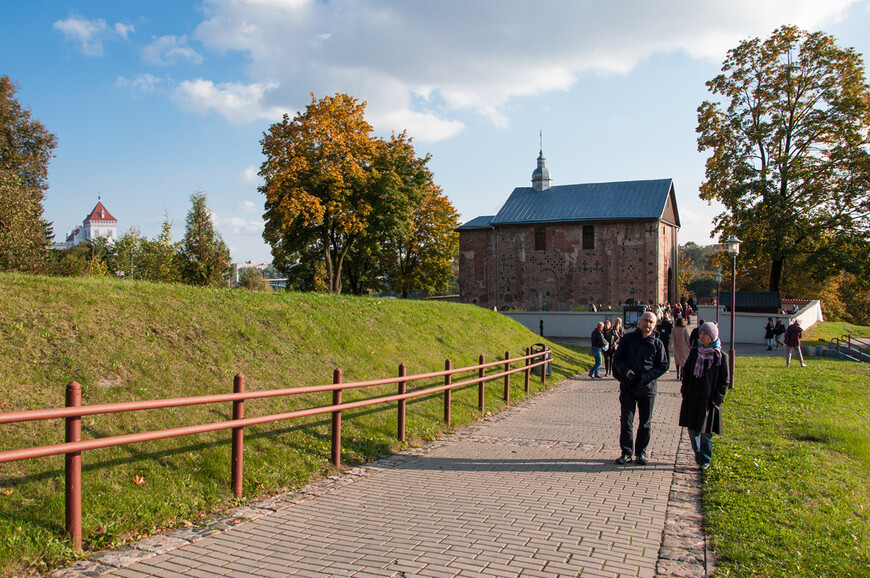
[619,392,655,456]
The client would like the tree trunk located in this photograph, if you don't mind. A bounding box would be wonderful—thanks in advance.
[769,257,784,292]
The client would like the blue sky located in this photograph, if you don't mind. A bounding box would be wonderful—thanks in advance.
[3,0,870,264]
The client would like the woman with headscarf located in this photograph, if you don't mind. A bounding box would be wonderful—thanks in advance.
[678,321,729,470]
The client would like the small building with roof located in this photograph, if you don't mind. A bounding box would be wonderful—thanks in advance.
[457,150,680,311]
[57,201,118,249]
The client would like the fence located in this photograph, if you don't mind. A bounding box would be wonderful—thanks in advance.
[0,345,551,551]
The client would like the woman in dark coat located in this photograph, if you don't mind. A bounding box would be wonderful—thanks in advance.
[602,320,616,376]
[679,321,729,470]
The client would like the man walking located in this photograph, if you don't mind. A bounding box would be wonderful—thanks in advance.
[785,319,807,367]
[613,311,669,465]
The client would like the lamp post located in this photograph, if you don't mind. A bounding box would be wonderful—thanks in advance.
[714,270,722,325]
[726,237,741,388]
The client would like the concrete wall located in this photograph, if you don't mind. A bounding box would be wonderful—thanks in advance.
[504,300,824,343]
[696,300,823,345]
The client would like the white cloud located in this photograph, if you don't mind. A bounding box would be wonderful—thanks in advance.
[238,200,257,212]
[220,215,264,235]
[53,14,133,56]
[240,166,261,184]
[142,35,203,66]
[178,0,857,140]
[173,79,287,123]
[117,73,164,93]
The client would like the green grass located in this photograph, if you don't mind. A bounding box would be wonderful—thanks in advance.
[705,356,870,576]
[0,272,587,576]
[803,321,870,346]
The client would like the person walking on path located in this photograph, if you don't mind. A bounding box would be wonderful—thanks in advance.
[589,321,607,379]
[602,319,617,377]
[774,318,786,349]
[679,321,729,470]
[689,318,705,349]
[658,312,673,365]
[672,317,691,380]
[785,319,807,367]
[613,311,668,465]
[764,317,776,350]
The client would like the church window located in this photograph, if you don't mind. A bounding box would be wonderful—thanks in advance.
[583,225,595,250]
[534,227,546,251]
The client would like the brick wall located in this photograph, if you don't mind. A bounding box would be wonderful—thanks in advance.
[458,219,677,311]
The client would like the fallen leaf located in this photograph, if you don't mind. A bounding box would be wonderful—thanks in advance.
[2,488,13,496]
[183,520,193,527]
[253,480,264,488]
[133,475,146,486]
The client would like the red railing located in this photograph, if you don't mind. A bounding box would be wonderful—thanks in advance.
[832,334,870,363]
[0,345,552,551]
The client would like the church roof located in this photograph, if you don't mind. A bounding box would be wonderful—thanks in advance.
[456,216,495,230]
[85,202,117,222]
[489,178,679,227]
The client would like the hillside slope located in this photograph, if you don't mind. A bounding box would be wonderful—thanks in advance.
[0,272,587,575]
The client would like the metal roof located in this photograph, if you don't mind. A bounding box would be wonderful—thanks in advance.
[489,178,675,226]
[456,215,495,230]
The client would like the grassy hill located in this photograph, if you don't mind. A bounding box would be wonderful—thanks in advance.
[0,272,587,576]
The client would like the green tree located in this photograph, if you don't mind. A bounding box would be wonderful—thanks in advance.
[261,93,376,294]
[697,25,870,292]
[237,267,271,292]
[178,192,231,287]
[0,76,57,271]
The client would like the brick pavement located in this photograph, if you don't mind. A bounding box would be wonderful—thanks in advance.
[52,369,713,578]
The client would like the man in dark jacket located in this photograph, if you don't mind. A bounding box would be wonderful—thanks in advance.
[613,311,669,465]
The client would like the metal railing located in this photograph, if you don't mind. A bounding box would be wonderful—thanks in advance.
[0,345,551,551]
[831,334,869,363]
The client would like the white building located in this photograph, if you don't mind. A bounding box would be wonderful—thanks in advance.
[55,201,118,249]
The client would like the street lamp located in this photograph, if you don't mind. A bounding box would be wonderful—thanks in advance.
[726,237,741,388]
[714,270,722,325]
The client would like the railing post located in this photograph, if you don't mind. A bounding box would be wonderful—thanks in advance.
[398,364,407,442]
[331,369,342,468]
[65,381,82,552]
[541,347,547,386]
[503,350,510,404]
[231,373,245,499]
[524,347,531,395]
[444,359,452,426]
[478,354,486,412]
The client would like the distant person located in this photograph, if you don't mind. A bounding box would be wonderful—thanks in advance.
[613,311,668,465]
[689,319,706,349]
[679,322,729,470]
[672,317,691,380]
[785,319,807,367]
[774,319,785,349]
[658,312,673,365]
[602,320,617,377]
[764,317,775,351]
[589,321,607,379]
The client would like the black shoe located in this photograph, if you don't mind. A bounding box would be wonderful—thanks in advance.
[593,374,603,379]
[767,346,772,351]
[615,454,632,465]
[636,452,648,465]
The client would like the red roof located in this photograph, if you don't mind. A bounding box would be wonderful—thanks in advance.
[85,202,117,222]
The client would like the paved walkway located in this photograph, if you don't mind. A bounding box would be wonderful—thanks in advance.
[53,365,712,578]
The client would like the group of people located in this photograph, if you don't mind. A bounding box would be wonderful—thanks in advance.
[591,310,729,470]
[589,304,810,469]
[764,317,807,367]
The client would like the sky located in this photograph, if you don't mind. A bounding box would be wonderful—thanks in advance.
[3,0,870,264]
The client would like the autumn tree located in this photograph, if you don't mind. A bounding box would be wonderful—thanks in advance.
[261,93,376,293]
[697,25,870,293]
[0,76,57,271]
[178,192,231,287]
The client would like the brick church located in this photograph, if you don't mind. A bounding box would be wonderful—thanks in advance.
[457,150,680,311]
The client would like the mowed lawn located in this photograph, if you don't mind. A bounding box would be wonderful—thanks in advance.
[705,355,870,576]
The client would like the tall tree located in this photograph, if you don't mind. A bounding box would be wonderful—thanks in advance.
[382,183,459,298]
[697,25,870,292]
[0,76,57,271]
[178,192,231,287]
[260,93,376,293]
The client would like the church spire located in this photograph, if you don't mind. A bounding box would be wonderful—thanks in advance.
[531,131,552,191]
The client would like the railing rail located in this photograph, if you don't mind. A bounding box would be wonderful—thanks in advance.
[0,345,552,551]
[831,334,869,363]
